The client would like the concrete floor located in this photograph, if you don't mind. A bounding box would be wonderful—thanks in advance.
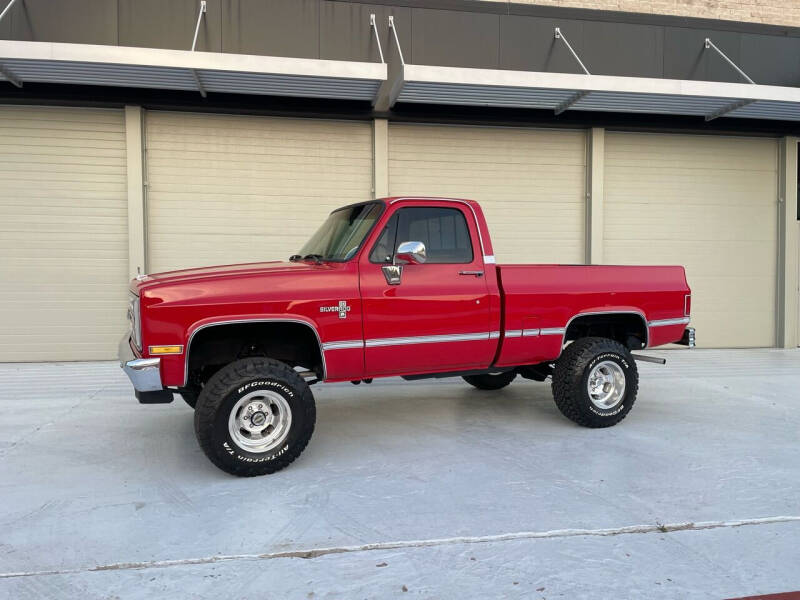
[0,349,799,599]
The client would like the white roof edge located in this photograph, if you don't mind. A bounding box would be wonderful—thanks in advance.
[403,63,800,103]
[0,40,387,81]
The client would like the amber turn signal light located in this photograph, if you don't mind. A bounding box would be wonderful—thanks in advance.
[148,345,184,355]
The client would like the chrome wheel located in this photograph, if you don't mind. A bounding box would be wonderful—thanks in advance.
[228,390,292,453]
[587,360,626,410]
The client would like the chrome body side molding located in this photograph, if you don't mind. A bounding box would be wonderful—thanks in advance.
[648,317,691,327]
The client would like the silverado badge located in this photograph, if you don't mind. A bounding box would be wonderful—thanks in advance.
[320,300,350,319]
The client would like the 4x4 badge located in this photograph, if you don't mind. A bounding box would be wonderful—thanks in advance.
[320,300,351,319]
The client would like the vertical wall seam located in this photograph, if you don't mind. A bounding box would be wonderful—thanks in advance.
[372,118,389,199]
[586,127,604,265]
[124,105,146,279]
[777,136,799,348]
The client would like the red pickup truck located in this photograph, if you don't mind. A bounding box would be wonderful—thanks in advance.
[120,197,693,476]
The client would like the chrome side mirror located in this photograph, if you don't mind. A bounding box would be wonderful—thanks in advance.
[395,241,427,265]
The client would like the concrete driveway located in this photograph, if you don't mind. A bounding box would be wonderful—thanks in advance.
[0,348,799,599]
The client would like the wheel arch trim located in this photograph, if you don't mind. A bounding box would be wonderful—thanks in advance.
[183,317,326,386]
[561,309,650,350]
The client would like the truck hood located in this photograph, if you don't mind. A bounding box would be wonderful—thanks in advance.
[132,260,330,292]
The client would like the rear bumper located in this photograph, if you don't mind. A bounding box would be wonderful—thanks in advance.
[118,334,163,392]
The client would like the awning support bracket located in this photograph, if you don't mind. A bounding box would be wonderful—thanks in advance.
[0,0,19,25]
[553,27,590,115]
[388,16,405,66]
[370,13,385,64]
[703,37,756,120]
[705,98,756,121]
[554,27,590,75]
[704,38,755,84]
[0,0,23,87]
[189,0,208,98]
[555,90,588,115]
[191,0,207,52]
[0,63,22,87]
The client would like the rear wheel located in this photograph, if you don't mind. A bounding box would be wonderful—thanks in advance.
[552,337,638,428]
[463,371,516,390]
[194,357,316,476]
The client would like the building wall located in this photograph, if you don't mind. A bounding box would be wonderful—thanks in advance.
[481,1,800,28]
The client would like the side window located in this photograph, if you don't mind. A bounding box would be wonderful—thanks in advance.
[397,207,474,264]
[369,213,398,263]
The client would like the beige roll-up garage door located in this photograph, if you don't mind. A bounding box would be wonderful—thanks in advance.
[145,112,373,272]
[388,124,586,264]
[604,132,777,348]
[0,106,128,362]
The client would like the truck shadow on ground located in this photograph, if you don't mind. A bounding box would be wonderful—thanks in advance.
[160,379,577,477]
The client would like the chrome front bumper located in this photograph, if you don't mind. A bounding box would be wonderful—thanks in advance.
[119,334,163,392]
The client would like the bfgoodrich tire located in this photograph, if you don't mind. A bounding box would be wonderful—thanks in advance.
[463,371,517,390]
[552,337,638,428]
[194,357,316,477]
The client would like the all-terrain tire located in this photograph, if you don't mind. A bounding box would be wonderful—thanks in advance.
[551,337,638,428]
[463,371,517,390]
[194,357,316,477]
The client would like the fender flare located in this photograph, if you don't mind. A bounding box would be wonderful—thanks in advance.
[182,315,326,386]
[561,309,649,349]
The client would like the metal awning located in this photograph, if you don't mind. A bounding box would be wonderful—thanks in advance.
[0,41,387,102]
[386,63,800,121]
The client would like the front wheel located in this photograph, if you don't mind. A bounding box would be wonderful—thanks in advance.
[194,357,316,476]
[552,337,638,428]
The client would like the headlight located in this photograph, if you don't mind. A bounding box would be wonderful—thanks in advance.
[128,292,142,350]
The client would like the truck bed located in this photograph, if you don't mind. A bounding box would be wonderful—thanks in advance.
[494,264,690,366]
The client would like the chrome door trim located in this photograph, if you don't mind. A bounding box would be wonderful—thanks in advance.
[322,340,365,351]
[365,331,493,348]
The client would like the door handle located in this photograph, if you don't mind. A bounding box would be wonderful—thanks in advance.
[459,270,484,277]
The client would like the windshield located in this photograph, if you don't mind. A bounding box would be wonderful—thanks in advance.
[297,202,384,261]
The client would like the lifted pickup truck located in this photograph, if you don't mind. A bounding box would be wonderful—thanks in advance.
[120,197,693,476]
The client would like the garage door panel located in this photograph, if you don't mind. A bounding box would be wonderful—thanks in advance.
[389,124,585,264]
[0,106,128,361]
[688,309,775,348]
[605,205,777,242]
[606,243,776,284]
[605,132,777,348]
[606,135,777,171]
[146,112,373,273]
[605,178,776,209]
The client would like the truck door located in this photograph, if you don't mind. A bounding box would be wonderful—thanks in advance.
[359,203,495,376]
